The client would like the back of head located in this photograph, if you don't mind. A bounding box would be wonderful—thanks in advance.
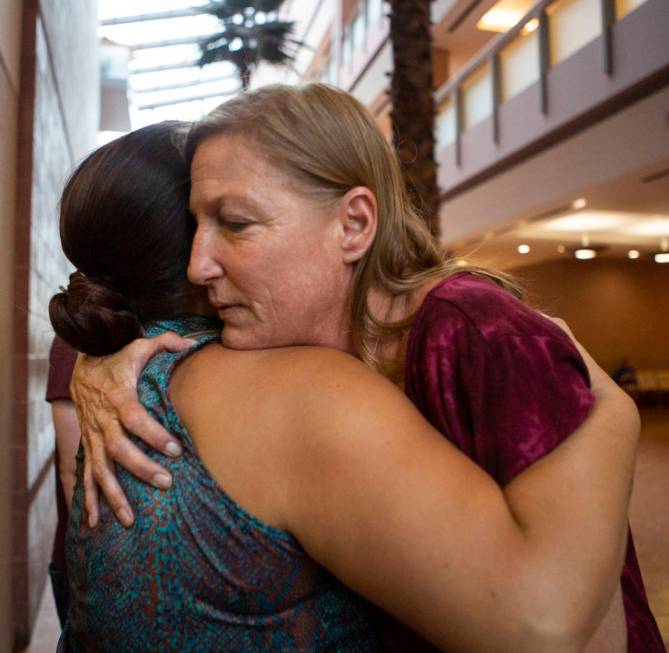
[50,121,194,356]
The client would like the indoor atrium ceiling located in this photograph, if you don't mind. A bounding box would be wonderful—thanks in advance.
[98,0,246,129]
[449,161,669,269]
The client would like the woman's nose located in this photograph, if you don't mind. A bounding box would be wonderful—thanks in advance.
[187,226,222,286]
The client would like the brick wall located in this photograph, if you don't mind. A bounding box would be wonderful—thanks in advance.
[11,0,98,647]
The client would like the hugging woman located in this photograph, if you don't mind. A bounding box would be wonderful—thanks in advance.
[59,86,660,652]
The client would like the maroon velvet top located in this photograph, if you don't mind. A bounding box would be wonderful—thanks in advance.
[46,335,78,571]
[381,273,664,652]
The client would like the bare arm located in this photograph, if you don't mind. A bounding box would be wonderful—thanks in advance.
[584,586,627,653]
[273,349,638,653]
[51,399,81,510]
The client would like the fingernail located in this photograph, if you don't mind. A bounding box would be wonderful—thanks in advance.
[153,472,172,489]
[88,514,97,529]
[164,441,182,457]
[183,338,198,346]
[118,508,134,527]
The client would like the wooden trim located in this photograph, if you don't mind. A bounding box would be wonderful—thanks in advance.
[12,0,38,645]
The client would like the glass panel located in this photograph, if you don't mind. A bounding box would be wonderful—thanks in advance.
[436,98,456,148]
[353,8,366,51]
[549,0,602,66]
[463,64,493,130]
[368,0,384,26]
[341,26,353,68]
[500,29,540,101]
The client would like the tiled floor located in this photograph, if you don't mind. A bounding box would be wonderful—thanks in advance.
[20,410,669,651]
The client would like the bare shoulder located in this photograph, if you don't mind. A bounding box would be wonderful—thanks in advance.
[170,343,402,429]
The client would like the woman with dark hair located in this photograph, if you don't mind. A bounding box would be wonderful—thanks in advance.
[53,120,640,652]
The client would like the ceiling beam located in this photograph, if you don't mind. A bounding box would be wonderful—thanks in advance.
[100,8,210,26]
[130,60,201,75]
[138,88,240,110]
[132,33,219,51]
[133,74,237,94]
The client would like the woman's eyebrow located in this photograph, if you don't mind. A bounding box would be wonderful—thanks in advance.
[217,193,266,217]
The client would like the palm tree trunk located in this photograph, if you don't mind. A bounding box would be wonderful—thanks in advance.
[388,0,440,237]
[239,60,251,90]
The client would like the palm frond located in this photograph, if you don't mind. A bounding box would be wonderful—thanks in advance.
[197,0,303,87]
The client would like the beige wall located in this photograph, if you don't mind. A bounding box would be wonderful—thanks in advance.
[0,0,22,649]
[10,0,98,647]
[514,258,669,372]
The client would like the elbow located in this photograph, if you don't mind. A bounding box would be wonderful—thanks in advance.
[517,589,597,653]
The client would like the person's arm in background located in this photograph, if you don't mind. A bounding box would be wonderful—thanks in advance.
[51,399,81,509]
[47,336,82,510]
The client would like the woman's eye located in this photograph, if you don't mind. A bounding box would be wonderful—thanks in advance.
[219,218,250,232]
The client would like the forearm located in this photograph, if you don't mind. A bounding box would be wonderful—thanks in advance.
[503,389,638,649]
[59,468,77,510]
[583,585,627,653]
[52,400,81,511]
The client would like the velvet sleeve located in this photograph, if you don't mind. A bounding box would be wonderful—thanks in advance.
[405,297,595,486]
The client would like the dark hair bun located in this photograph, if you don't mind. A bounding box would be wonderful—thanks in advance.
[49,271,142,356]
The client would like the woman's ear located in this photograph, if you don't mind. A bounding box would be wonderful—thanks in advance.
[337,187,378,264]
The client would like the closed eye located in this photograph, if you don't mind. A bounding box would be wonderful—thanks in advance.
[218,217,252,233]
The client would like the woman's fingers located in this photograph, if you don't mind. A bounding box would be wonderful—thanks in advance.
[70,332,197,526]
[87,425,135,528]
[108,388,182,458]
[124,333,196,379]
[99,410,174,489]
[81,434,100,528]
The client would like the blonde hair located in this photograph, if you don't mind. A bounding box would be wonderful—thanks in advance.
[185,83,520,372]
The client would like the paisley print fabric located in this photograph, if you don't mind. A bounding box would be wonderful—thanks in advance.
[66,316,380,653]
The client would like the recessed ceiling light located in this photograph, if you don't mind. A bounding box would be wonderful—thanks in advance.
[574,248,597,260]
[655,252,669,264]
[476,1,538,34]
[627,250,640,259]
[572,198,587,210]
[517,244,530,254]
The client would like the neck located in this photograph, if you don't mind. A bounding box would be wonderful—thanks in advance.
[365,277,444,378]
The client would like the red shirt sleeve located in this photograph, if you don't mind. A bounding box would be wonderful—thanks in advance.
[405,279,594,486]
[46,336,78,403]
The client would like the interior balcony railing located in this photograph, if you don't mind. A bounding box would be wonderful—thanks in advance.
[434,0,669,197]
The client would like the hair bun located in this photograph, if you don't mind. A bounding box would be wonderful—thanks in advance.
[49,271,143,356]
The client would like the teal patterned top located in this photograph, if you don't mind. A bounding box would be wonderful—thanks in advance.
[65,316,380,652]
